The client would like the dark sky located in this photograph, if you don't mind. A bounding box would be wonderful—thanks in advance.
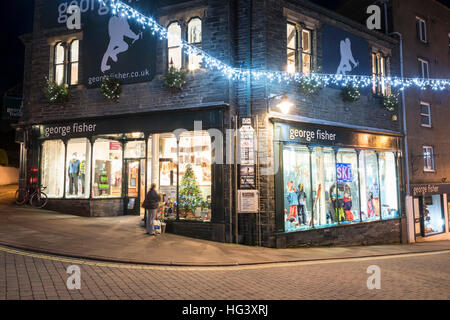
[0,0,34,95]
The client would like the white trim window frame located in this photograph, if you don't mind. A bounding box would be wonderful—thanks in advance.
[420,102,432,128]
[423,146,435,172]
[418,58,430,79]
[416,16,427,43]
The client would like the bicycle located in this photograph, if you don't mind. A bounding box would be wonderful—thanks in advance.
[15,184,48,208]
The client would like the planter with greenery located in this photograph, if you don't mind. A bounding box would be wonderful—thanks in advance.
[44,79,68,104]
[341,85,361,102]
[101,77,122,101]
[164,67,187,91]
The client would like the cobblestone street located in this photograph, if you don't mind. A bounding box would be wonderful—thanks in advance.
[1,245,449,300]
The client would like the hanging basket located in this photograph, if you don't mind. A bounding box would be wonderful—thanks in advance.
[164,67,188,91]
[383,93,399,112]
[101,77,122,101]
[341,85,361,102]
[43,79,69,104]
[298,76,323,96]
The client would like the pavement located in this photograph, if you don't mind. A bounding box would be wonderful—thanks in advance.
[1,184,450,267]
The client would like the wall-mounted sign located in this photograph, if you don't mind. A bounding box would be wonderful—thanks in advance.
[336,163,352,183]
[41,0,157,88]
[411,184,450,196]
[321,24,371,77]
[239,117,255,166]
[2,96,22,120]
[237,190,259,213]
[240,165,255,189]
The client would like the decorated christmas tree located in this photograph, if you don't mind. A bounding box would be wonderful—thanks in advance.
[179,164,203,215]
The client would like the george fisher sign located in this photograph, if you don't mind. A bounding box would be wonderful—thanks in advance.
[410,184,450,196]
[41,0,157,88]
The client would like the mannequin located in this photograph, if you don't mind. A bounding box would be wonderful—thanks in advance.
[68,152,80,195]
[284,180,298,229]
[296,183,307,225]
[79,154,86,194]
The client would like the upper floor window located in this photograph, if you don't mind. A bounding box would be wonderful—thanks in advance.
[52,39,80,86]
[416,17,427,43]
[420,102,432,127]
[286,22,313,74]
[168,21,182,70]
[187,18,202,71]
[418,58,429,79]
[372,52,388,95]
[423,146,435,172]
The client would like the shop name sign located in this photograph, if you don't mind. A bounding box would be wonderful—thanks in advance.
[43,122,98,138]
[412,184,441,196]
[289,128,337,142]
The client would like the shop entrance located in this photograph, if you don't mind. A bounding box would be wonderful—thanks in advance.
[415,195,446,237]
[124,159,145,216]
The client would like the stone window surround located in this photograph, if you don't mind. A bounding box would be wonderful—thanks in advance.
[47,32,83,86]
[159,8,206,72]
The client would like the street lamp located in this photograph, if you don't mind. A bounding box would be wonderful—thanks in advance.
[266,93,293,115]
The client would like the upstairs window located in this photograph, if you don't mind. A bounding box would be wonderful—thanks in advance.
[168,22,182,70]
[372,52,388,95]
[418,58,429,79]
[52,39,80,86]
[423,146,435,172]
[420,102,432,127]
[286,22,313,74]
[187,18,202,71]
[416,17,427,43]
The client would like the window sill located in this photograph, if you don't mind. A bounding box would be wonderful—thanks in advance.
[423,169,436,173]
[421,125,432,128]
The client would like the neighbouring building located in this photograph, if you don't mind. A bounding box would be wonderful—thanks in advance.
[17,0,405,247]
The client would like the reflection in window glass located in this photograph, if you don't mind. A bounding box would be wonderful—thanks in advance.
[336,149,360,224]
[66,138,91,199]
[422,195,445,236]
[360,151,380,221]
[41,140,65,198]
[168,22,182,69]
[283,145,312,232]
[178,131,212,222]
[92,139,123,198]
[379,152,399,219]
[312,147,337,228]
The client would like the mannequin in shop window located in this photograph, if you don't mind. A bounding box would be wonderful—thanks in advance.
[284,180,299,229]
[79,154,86,195]
[296,184,307,225]
[68,153,80,195]
[343,190,354,221]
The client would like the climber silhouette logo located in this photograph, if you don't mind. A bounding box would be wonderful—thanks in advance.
[336,38,359,75]
[101,15,142,73]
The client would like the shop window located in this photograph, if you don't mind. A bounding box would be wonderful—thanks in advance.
[187,18,202,70]
[415,16,427,43]
[418,58,429,79]
[124,140,146,159]
[283,145,312,232]
[421,195,445,236]
[378,152,399,219]
[420,102,432,127]
[167,22,182,70]
[286,22,313,74]
[423,146,435,172]
[92,139,123,198]
[158,133,179,220]
[336,149,360,224]
[66,138,91,199]
[41,140,65,198]
[372,53,388,95]
[311,147,338,228]
[359,150,380,221]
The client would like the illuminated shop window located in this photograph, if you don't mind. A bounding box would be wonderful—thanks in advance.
[41,140,65,198]
[158,133,179,220]
[421,195,445,236]
[378,152,399,219]
[359,150,380,221]
[187,18,202,70]
[336,149,360,224]
[66,138,91,199]
[167,22,182,70]
[92,139,123,198]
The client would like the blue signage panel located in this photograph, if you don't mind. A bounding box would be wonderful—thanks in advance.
[336,163,352,183]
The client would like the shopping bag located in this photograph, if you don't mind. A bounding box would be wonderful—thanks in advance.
[154,219,162,234]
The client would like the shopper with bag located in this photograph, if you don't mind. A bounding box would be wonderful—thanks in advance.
[143,183,161,235]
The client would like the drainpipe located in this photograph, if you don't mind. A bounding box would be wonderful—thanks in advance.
[381,0,389,34]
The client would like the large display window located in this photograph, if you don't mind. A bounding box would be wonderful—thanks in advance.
[281,144,399,233]
[65,138,91,199]
[92,138,123,198]
[41,140,65,198]
[421,195,445,236]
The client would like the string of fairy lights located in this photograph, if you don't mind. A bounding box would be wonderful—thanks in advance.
[97,0,450,92]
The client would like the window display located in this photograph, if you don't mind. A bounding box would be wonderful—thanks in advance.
[92,139,123,198]
[421,195,445,236]
[41,140,65,198]
[158,133,178,220]
[66,138,91,199]
[282,144,399,233]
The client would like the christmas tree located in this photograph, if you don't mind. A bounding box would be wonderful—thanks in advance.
[179,164,203,215]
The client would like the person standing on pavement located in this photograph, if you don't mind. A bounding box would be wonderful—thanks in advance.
[144,183,161,235]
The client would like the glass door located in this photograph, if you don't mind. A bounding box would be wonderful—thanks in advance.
[124,160,141,215]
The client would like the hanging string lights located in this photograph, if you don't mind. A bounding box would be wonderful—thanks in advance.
[97,0,450,91]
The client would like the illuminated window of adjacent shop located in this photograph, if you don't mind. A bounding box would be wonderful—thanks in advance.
[41,140,65,198]
[167,22,182,70]
[286,22,313,74]
[66,138,91,199]
[92,138,123,198]
[187,18,202,71]
[423,146,435,172]
[420,102,432,127]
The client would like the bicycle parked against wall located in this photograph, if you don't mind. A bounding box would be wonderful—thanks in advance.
[15,184,48,208]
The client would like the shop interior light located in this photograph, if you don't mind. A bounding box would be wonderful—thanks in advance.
[131,132,142,138]
[276,95,293,114]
